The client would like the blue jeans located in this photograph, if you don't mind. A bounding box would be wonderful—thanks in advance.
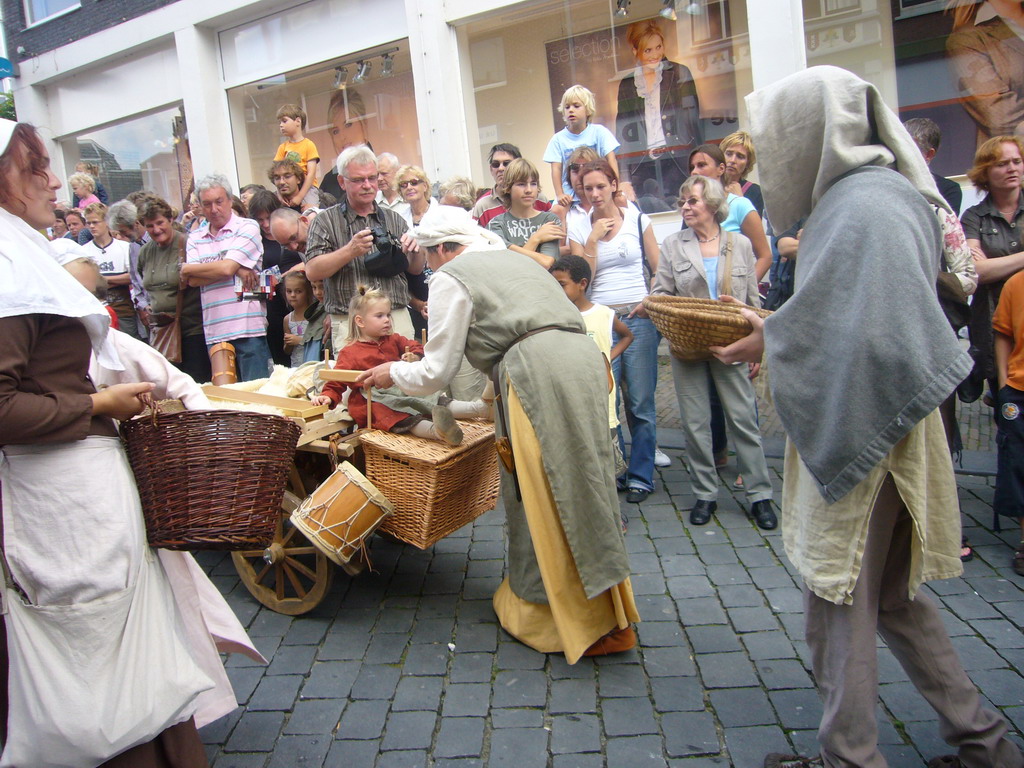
[612,314,659,493]
[210,336,272,382]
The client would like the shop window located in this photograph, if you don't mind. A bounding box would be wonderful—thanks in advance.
[24,0,78,25]
[62,105,191,213]
[226,39,421,193]
[463,0,749,208]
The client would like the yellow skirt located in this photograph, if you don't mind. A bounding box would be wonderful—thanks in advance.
[492,385,639,664]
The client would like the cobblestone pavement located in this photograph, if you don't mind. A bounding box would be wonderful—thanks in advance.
[197,435,1024,766]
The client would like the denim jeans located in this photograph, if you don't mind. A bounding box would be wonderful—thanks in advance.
[211,336,272,382]
[612,314,659,493]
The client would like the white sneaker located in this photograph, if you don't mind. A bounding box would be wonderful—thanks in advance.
[654,448,672,467]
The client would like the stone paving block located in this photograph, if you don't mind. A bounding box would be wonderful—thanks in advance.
[381,710,436,751]
[972,618,1024,648]
[730,605,783,634]
[705,563,752,587]
[598,661,651,697]
[694,544,740,566]
[748,566,796,591]
[468,539,504,560]
[553,754,603,768]
[607,734,670,767]
[548,654,597,680]
[696,651,759,688]
[668,575,716,600]
[409,617,455,646]
[768,687,823,730]
[434,760,484,768]
[492,669,548,707]
[429,553,469,573]
[717,584,766,609]
[949,635,1011,670]
[633,571,669,595]
[472,524,503,541]
[727,526,772,548]
[626,533,658,553]
[375,750,428,768]
[246,609,293,638]
[212,754,268,768]
[247,674,303,711]
[448,652,493,683]
[650,676,706,712]
[762,587,804,613]
[401,642,449,676]
[675,597,729,625]
[433,717,485,758]
[490,708,544,728]
[281,617,331,646]
[648,519,687,538]
[876,651,911,684]
[375,607,416,634]
[902,719,951,762]
[496,640,546,670]
[686,625,742,654]
[392,675,444,712]
[662,711,719,757]
[879,744,927,766]
[936,608,974,637]
[363,632,409,664]
[709,686,776,727]
[488,727,549,766]
[224,711,285,752]
[466,559,503,579]
[998,647,1024,670]
[442,682,491,717]
[641,645,697,678]
[630,552,666,574]
[421,570,465,595]
[942,593,1004,620]
[736,545,778,568]
[317,631,371,662]
[301,660,360,700]
[996,599,1024,627]
[200,708,242,746]
[226,666,264,705]
[638,620,686,647]
[636,593,680,622]
[965,577,1024,604]
[549,677,597,714]
[337,699,390,740]
[879,681,939,722]
[970,668,1024,706]
[417,594,460,621]
[282,698,345,735]
[603,696,659,736]
[776,613,806,642]
[265,644,316,676]
[550,713,601,753]
[348,664,402,700]
[264,734,332,767]
[387,574,426,597]
[723,725,791,768]
[453,620,498,653]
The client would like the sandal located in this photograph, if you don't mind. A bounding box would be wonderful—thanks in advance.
[1013,543,1024,577]
[960,535,973,563]
[733,475,744,490]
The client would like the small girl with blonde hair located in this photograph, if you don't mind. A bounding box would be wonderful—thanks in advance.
[312,287,490,444]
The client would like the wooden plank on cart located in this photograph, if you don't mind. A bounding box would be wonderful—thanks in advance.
[318,369,364,383]
[202,385,327,419]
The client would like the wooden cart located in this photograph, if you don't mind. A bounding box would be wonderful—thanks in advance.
[205,377,499,616]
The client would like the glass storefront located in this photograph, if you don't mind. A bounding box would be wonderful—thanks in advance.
[61,104,191,212]
[226,39,422,191]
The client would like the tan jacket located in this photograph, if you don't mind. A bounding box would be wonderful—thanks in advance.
[652,227,761,307]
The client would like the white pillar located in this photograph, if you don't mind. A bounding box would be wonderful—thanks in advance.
[746,0,806,91]
[405,0,473,183]
[174,25,238,190]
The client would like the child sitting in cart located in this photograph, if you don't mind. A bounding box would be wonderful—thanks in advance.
[311,286,490,445]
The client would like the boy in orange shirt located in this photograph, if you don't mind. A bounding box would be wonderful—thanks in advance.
[274,104,320,208]
[991,269,1024,576]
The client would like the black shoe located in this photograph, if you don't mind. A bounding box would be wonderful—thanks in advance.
[750,499,778,530]
[689,499,716,525]
[626,487,649,504]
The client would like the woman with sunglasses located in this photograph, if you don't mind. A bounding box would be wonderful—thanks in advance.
[395,165,436,227]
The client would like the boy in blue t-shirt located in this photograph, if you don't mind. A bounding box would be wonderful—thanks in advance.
[544,85,621,207]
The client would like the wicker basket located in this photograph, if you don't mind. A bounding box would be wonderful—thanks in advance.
[360,421,500,549]
[643,295,771,361]
[121,409,301,550]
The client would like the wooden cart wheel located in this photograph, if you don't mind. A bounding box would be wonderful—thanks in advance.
[232,490,333,616]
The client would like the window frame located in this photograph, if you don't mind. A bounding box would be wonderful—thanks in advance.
[23,0,81,29]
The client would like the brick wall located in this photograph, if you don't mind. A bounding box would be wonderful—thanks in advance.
[3,0,178,61]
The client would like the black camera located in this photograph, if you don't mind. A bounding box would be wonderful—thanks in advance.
[363,221,408,278]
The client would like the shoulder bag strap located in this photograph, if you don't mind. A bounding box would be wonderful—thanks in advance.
[174,236,186,318]
[721,232,734,299]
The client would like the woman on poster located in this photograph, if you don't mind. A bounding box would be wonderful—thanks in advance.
[615,18,703,213]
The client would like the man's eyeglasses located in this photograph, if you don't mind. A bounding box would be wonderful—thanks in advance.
[271,174,296,182]
[398,179,423,189]
[490,160,512,169]
[345,176,377,186]
[568,163,582,173]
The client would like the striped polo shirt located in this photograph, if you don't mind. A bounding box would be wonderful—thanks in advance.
[185,213,267,344]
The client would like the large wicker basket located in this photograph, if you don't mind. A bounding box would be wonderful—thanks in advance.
[643,295,771,361]
[121,409,301,550]
[360,420,500,549]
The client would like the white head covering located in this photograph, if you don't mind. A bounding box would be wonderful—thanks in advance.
[48,237,96,266]
[411,205,506,251]
[0,122,122,369]
[745,65,948,232]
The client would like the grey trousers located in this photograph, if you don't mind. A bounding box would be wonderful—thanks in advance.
[670,357,772,502]
[805,475,1023,768]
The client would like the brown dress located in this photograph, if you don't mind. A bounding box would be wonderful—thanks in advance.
[0,313,208,767]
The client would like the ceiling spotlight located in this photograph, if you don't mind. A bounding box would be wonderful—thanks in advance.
[615,0,629,18]
[660,0,677,20]
[685,1,702,14]
[380,53,394,78]
[352,60,371,84]
[333,67,348,89]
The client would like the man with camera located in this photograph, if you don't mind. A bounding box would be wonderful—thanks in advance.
[304,146,424,351]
